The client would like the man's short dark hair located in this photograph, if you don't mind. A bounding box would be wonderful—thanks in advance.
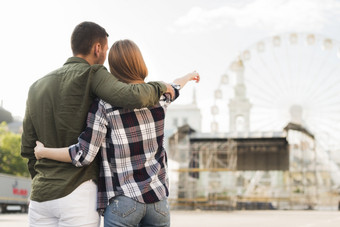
[71,21,109,56]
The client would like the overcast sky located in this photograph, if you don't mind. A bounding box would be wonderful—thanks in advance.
[1,0,340,132]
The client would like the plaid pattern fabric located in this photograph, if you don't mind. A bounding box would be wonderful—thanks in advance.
[69,92,177,212]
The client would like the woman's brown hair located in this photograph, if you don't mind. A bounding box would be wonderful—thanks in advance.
[108,39,148,83]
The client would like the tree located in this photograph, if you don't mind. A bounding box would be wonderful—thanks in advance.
[0,107,13,123]
[0,122,29,177]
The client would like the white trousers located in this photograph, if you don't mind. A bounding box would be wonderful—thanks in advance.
[28,180,100,227]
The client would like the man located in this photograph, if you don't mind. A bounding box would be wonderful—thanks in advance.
[21,21,173,227]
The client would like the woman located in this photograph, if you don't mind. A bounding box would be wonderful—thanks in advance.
[34,39,200,227]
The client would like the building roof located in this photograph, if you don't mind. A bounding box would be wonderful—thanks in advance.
[283,122,314,139]
[191,131,287,140]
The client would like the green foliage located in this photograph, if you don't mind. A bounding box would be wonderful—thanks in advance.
[0,122,29,177]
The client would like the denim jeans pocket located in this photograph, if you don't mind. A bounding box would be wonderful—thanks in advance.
[109,196,137,218]
[154,199,169,217]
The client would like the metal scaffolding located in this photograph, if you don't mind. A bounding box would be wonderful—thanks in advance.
[167,124,338,210]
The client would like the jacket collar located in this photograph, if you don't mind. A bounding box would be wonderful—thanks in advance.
[64,57,90,66]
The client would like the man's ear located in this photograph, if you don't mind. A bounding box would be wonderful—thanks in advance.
[93,43,101,57]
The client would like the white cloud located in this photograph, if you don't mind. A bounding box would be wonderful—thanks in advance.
[171,0,340,34]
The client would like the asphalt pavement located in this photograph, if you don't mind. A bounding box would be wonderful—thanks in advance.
[1,210,340,227]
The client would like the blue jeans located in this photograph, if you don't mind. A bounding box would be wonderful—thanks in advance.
[104,196,170,227]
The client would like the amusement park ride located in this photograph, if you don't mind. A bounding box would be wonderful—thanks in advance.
[168,33,340,210]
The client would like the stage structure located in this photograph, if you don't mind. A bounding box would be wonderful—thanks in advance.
[168,123,322,210]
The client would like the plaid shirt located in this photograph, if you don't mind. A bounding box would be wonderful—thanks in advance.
[69,91,178,212]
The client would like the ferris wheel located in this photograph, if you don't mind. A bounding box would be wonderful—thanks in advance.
[211,33,340,150]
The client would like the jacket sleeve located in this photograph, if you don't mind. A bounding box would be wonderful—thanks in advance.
[21,101,38,179]
[90,65,167,109]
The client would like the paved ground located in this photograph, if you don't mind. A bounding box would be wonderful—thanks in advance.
[171,210,340,227]
[1,210,340,227]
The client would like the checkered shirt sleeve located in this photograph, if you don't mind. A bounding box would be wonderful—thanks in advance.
[68,100,108,167]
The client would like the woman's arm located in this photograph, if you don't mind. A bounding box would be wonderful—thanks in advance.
[34,99,108,167]
[173,71,200,88]
[34,141,71,162]
[160,71,200,106]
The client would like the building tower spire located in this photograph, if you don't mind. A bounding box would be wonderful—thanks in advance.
[228,58,252,133]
